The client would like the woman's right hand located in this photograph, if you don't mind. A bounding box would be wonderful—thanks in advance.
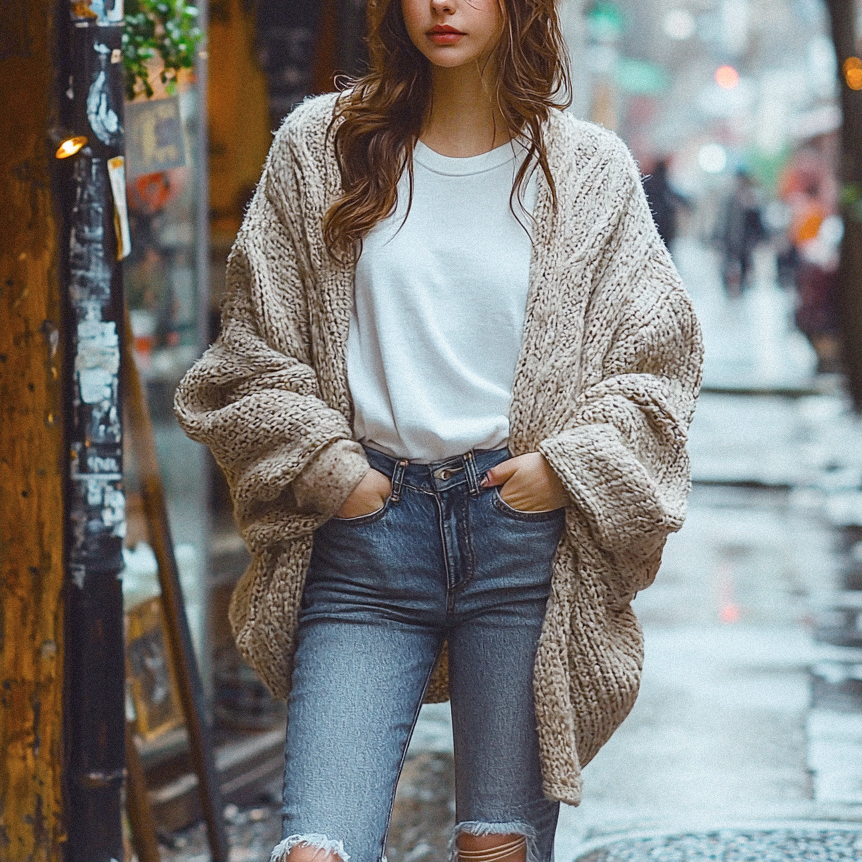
[335,467,392,518]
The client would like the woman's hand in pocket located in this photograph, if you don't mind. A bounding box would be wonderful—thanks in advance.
[481,452,567,513]
[335,468,392,518]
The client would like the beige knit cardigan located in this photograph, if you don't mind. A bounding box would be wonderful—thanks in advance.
[174,93,703,806]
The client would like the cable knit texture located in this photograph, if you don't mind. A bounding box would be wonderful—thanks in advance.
[174,93,703,806]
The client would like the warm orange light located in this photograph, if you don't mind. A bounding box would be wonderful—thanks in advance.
[715,65,740,89]
[844,57,862,91]
[55,135,88,159]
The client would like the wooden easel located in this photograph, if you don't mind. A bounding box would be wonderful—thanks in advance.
[122,307,230,862]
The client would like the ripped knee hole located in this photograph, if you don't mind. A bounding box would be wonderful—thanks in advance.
[271,834,350,862]
[456,834,528,862]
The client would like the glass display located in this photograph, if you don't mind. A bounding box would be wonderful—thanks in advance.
[122,79,210,689]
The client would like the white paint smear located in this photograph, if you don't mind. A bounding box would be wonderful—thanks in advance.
[76,319,119,404]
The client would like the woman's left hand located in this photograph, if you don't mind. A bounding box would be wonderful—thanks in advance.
[481,452,568,513]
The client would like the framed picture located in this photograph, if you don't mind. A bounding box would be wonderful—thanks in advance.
[126,596,184,741]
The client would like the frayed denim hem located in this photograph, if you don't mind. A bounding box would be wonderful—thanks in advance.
[448,820,538,862]
[271,833,351,862]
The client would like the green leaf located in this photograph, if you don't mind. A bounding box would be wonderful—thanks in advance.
[122,0,202,101]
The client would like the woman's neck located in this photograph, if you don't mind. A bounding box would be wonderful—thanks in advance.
[420,63,510,158]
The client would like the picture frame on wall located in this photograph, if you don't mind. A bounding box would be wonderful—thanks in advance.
[126,596,184,741]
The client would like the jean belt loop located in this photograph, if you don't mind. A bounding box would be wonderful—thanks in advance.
[389,459,408,503]
[463,451,481,498]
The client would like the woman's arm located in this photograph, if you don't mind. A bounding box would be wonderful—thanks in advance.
[174,132,369,551]
[538,161,703,598]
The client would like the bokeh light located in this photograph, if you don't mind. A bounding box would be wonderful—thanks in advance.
[698,142,728,174]
[715,65,740,89]
[663,9,696,41]
[54,135,88,159]
[844,56,862,91]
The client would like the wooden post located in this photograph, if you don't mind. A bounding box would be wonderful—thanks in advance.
[125,722,163,862]
[0,2,66,859]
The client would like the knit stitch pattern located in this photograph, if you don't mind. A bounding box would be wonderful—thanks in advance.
[174,93,703,806]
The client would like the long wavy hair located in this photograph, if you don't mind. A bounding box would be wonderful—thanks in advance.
[323,0,572,258]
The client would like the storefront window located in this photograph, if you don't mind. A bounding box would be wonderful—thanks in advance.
[122,79,210,689]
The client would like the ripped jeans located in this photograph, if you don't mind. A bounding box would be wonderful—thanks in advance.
[276,447,564,862]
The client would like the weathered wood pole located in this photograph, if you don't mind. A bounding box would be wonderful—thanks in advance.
[61,1,128,860]
[824,0,862,409]
[0,2,67,860]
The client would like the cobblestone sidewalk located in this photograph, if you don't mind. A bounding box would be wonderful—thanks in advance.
[572,827,862,862]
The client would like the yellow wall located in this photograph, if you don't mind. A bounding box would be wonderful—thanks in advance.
[208,0,272,240]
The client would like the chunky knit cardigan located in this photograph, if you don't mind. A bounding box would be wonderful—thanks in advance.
[174,93,703,806]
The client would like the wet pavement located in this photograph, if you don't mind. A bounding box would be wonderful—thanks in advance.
[159,239,862,861]
[572,827,862,861]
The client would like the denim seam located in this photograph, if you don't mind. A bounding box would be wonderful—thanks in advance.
[491,488,564,523]
[379,639,447,859]
[402,480,437,495]
[450,492,476,595]
[329,499,392,525]
[433,491,455,593]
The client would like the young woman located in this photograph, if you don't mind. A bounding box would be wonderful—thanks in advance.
[175,2,703,861]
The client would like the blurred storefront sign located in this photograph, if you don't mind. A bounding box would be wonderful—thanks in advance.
[125,95,187,178]
[586,0,625,43]
[613,57,668,96]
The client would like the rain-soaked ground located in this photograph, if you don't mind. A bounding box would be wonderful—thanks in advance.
[157,239,862,861]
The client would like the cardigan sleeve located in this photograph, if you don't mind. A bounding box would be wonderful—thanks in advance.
[538,160,703,600]
[173,132,368,551]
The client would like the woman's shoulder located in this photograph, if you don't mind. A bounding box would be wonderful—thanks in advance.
[280,92,341,135]
[269,92,341,164]
[545,110,638,177]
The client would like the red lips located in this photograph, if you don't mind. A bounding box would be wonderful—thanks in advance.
[426,24,465,44]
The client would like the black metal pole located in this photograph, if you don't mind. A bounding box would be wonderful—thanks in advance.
[62,2,128,860]
[824,0,862,410]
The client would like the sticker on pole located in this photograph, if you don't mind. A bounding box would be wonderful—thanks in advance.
[107,156,131,259]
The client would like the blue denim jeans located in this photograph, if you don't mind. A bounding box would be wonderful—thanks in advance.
[276,447,564,862]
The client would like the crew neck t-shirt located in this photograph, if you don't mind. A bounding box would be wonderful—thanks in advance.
[347,139,538,462]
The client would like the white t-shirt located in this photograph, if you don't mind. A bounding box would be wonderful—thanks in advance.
[347,139,537,462]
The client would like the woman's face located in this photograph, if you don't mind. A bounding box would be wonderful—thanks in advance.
[401,0,505,71]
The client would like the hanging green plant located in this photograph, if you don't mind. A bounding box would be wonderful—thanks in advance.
[123,0,203,101]
[841,182,862,224]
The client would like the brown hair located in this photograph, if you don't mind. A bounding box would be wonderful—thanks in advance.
[323,0,572,258]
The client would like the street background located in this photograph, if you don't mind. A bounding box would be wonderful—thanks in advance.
[136,1,862,858]
[5,1,861,859]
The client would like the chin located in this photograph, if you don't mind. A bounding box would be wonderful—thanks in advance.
[424,51,479,69]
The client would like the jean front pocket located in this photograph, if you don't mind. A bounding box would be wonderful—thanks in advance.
[490,488,565,523]
[329,496,393,527]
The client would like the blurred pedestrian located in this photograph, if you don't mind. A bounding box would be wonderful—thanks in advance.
[793,203,842,373]
[779,145,842,372]
[175,2,703,861]
[720,169,766,296]
[642,157,688,250]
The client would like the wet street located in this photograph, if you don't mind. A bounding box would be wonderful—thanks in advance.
[162,239,862,861]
